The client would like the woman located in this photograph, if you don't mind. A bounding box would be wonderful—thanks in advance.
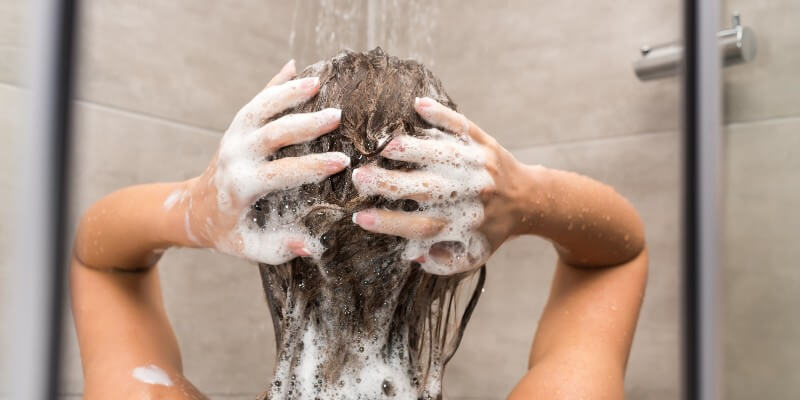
[71,54,647,400]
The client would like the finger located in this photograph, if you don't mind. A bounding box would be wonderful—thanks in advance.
[380,134,483,165]
[236,229,324,264]
[250,152,350,199]
[265,59,297,89]
[244,77,320,125]
[252,108,341,154]
[416,236,490,276]
[429,241,458,265]
[283,235,325,260]
[351,165,453,202]
[414,97,493,145]
[352,209,446,239]
[287,239,313,257]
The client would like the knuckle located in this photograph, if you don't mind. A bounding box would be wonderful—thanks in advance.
[426,220,444,235]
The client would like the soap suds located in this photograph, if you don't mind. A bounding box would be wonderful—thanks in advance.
[362,127,494,275]
[132,364,173,387]
[163,188,186,210]
[211,100,348,262]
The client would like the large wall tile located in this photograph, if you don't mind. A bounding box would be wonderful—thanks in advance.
[723,0,800,123]
[431,0,680,149]
[0,84,24,395]
[159,248,275,395]
[0,0,25,84]
[444,132,681,399]
[61,99,276,396]
[74,0,301,132]
[723,118,800,399]
[0,84,23,272]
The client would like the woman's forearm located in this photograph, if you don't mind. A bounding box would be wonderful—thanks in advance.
[74,182,192,270]
[516,165,645,267]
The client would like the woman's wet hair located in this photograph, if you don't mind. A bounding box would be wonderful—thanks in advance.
[253,48,486,400]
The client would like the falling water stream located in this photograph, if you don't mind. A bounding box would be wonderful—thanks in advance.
[288,0,440,67]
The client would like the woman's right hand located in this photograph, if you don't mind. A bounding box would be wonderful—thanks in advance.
[167,60,350,265]
[349,97,528,275]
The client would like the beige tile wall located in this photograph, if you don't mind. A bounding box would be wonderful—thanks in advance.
[0,0,25,84]
[0,84,23,397]
[721,0,800,123]
[0,1,684,399]
[721,0,800,398]
[723,119,800,400]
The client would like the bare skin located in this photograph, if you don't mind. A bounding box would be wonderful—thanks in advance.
[71,62,646,399]
[353,97,647,399]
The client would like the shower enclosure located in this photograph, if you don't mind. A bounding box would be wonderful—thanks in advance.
[0,0,797,399]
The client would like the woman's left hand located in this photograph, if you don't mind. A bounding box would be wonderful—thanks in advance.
[351,97,530,275]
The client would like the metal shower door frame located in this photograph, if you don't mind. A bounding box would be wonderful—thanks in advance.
[682,0,724,399]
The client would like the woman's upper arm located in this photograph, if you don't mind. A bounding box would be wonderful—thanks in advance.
[508,248,648,399]
[70,257,207,399]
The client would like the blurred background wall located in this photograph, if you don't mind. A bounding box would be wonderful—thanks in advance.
[721,1,800,399]
[1,0,685,398]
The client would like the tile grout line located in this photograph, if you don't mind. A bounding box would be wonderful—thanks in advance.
[4,80,799,149]
[76,99,223,139]
[505,112,800,153]
[5,76,670,149]
[507,129,675,153]
[0,81,223,138]
[724,114,800,129]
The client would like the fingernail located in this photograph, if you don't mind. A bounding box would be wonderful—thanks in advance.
[288,240,311,257]
[322,108,342,123]
[381,136,403,154]
[324,152,350,173]
[353,210,377,227]
[294,247,311,257]
[415,97,434,109]
[300,76,319,90]
[351,167,372,184]
[282,59,296,73]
